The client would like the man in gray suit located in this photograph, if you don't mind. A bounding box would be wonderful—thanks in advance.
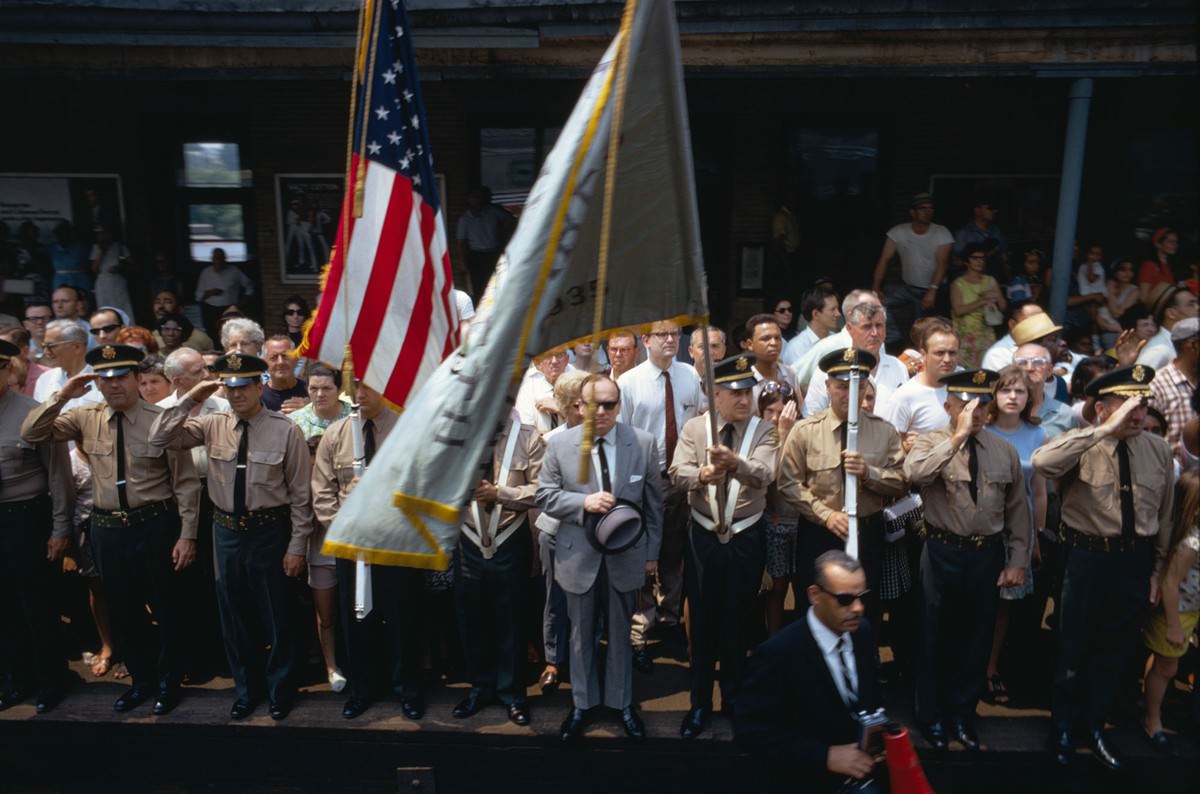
[536,373,663,741]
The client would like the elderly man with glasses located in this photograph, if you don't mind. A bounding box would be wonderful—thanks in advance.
[33,320,104,409]
[1014,342,1080,440]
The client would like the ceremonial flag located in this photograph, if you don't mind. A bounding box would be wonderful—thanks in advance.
[323,0,706,568]
[300,0,457,407]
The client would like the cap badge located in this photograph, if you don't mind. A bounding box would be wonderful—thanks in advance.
[972,370,987,385]
[843,348,855,362]
[227,354,242,371]
[736,356,749,372]
[101,346,116,360]
[1132,365,1145,383]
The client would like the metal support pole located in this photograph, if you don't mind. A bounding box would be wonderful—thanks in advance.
[1049,78,1094,323]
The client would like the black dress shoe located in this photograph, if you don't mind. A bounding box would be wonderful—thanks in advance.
[113,685,152,713]
[1047,726,1073,767]
[400,698,425,721]
[230,699,257,720]
[919,720,948,751]
[508,702,531,726]
[632,647,654,674]
[1145,729,1175,755]
[452,691,491,719]
[1088,729,1121,772]
[152,688,182,716]
[560,707,588,742]
[35,688,64,715]
[269,700,292,721]
[951,718,980,751]
[342,696,371,720]
[0,689,29,711]
[621,706,646,739]
[680,707,709,739]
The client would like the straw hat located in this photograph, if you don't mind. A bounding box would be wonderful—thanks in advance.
[1011,312,1063,346]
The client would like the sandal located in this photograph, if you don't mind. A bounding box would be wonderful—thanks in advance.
[90,654,113,678]
[987,673,1010,705]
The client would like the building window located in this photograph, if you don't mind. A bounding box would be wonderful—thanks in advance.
[182,142,249,188]
[478,127,561,212]
[180,142,252,263]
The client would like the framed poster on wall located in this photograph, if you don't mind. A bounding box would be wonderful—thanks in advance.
[275,174,343,284]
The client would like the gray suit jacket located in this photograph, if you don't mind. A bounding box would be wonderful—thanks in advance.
[536,423,663,595]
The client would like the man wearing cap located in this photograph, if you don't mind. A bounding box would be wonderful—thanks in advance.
[1033,365,1175,771]
[669,353,778,739]
[21,343,200,716]
[871,193,955,349]
[536,373,663,742]
[1137,284,1198,370]
[780,348,907,628]
[1149,316,1198,458]
[312,381,425,722]
[452,414,544,726]
[148,352,313,722]
[0,339,74,714]
[904,369,1031,752]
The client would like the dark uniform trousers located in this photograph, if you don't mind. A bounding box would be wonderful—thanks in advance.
[797,512,885,629]
[915,536,1005,723]
[685,519,767,711]
[336,557,425,702]
[91,505,184,691]
[0,496,66,695]
[1052,542,1154,729]
[455,528,531,705]
[178,485,223,678]
[214,515,295,704]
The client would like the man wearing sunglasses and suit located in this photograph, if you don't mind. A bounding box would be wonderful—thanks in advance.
[536,372,663,742]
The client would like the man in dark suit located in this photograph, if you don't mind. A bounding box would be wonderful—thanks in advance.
[536,373,663,741]
[733,550,883,792]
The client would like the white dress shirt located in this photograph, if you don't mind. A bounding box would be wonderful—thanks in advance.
[514,364,575,436]
[617,359,700,471]
[794,327,853,390]
[803,352,909,417]
[807,607,859,706]
[590,426,619,492]
[782,325,820,367]
[980,333,1016,371]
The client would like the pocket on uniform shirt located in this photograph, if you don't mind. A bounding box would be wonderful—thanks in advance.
[247,449,285,487]
[1077,457,1116,513]
[1134,468,1165,531]
[980,467,1014,516]
[128,441,165,460]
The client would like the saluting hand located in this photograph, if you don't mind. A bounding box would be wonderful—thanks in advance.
[186,379,223,404]
[1099,394,1144,437]
[171,538,196,572]
[951,397,980,446]
[59,372,99,400]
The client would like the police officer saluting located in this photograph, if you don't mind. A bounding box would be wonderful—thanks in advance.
[904,369,1031,752]
[149,353,313,721]
[671,354,778,739]
[22,343,200,716]
[0,339,74,714]
[1033,365,1175,771]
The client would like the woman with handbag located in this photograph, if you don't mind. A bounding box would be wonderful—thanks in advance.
[952,242,1006,368]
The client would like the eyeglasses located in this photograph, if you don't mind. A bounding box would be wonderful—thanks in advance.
[760,380,793,399]
[649,331,680,340]
[284,309,305,316]
[24,315,51,324]
[593,400,619,411]
[89,324,121,336]
[1013,357,1049,368]
[42,341,73,351]
[817,583,871,607]
[775,306,793,313]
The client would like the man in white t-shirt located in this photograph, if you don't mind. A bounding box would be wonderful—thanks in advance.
[880,322,959,445]
[782,285,840,367]
[804,301,908,416]
[871,193,954,349]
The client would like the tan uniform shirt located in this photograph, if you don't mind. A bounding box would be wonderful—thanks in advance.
[21,392,200,539]
[1031,425,1174,568]
[311,408,399,564]
[905,427,1032,567]
[0,389,74,538]
[463,422,544,532]
[149,397,313,556]
[670,412,779,521]
[777,408,907,525]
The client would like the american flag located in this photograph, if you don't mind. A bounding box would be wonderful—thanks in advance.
[303,0,458,406]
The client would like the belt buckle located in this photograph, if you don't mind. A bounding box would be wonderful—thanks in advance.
[1101,536,1112,553]
[237,514,249,530]
[112,510,128,524]
[973,534,985,549]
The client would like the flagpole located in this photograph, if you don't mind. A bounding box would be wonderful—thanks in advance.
[578,0,638,484]
[844,367,860,559]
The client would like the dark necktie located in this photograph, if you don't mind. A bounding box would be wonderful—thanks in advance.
[596,437,612,493]
[663,370,678,468]
[967,437,979,503]
[115,413,130,510]
[837,635,859,706]
[1117,440,1136,541]
[363,419,377,467]
[233,419,249,519]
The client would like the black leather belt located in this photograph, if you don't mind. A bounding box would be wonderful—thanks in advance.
[92,499,176,528]
[214,505,290,532]
[923,523,1004,550]
[0,493,50,512]
[1060,525,1153,554]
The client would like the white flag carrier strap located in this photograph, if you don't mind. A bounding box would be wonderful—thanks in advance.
[695,415,762,539]
[462,417,524,560]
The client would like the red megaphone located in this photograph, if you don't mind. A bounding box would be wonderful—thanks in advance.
[884,724,936,794]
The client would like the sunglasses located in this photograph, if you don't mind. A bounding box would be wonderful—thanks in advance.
[284,309,305,316]
[775,306,793,313]
[761,380,793,399]
[89,323,121,336]
[593,400,619,411]
[817,583,871,607]
[1013,357,1049,368]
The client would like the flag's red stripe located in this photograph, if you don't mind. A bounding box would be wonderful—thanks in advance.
[438,249,457,356]
[304,154,361,359]
[384,200,439,404]
[348,169,414,381]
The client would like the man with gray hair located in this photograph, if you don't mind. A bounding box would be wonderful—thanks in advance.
[33,320,103,408]
[687,326,727,379]
[802,301,909,417]
[220,317,265,357]
[793,290,882,391]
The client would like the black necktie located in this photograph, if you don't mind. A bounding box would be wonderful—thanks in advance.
[837,635,859,706]
[967,437,979,503]
[363,419,376,467]
[115,413,129,510]
[234,419,249,518]
[596,437,612,493]
[1117,440,1136,541]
